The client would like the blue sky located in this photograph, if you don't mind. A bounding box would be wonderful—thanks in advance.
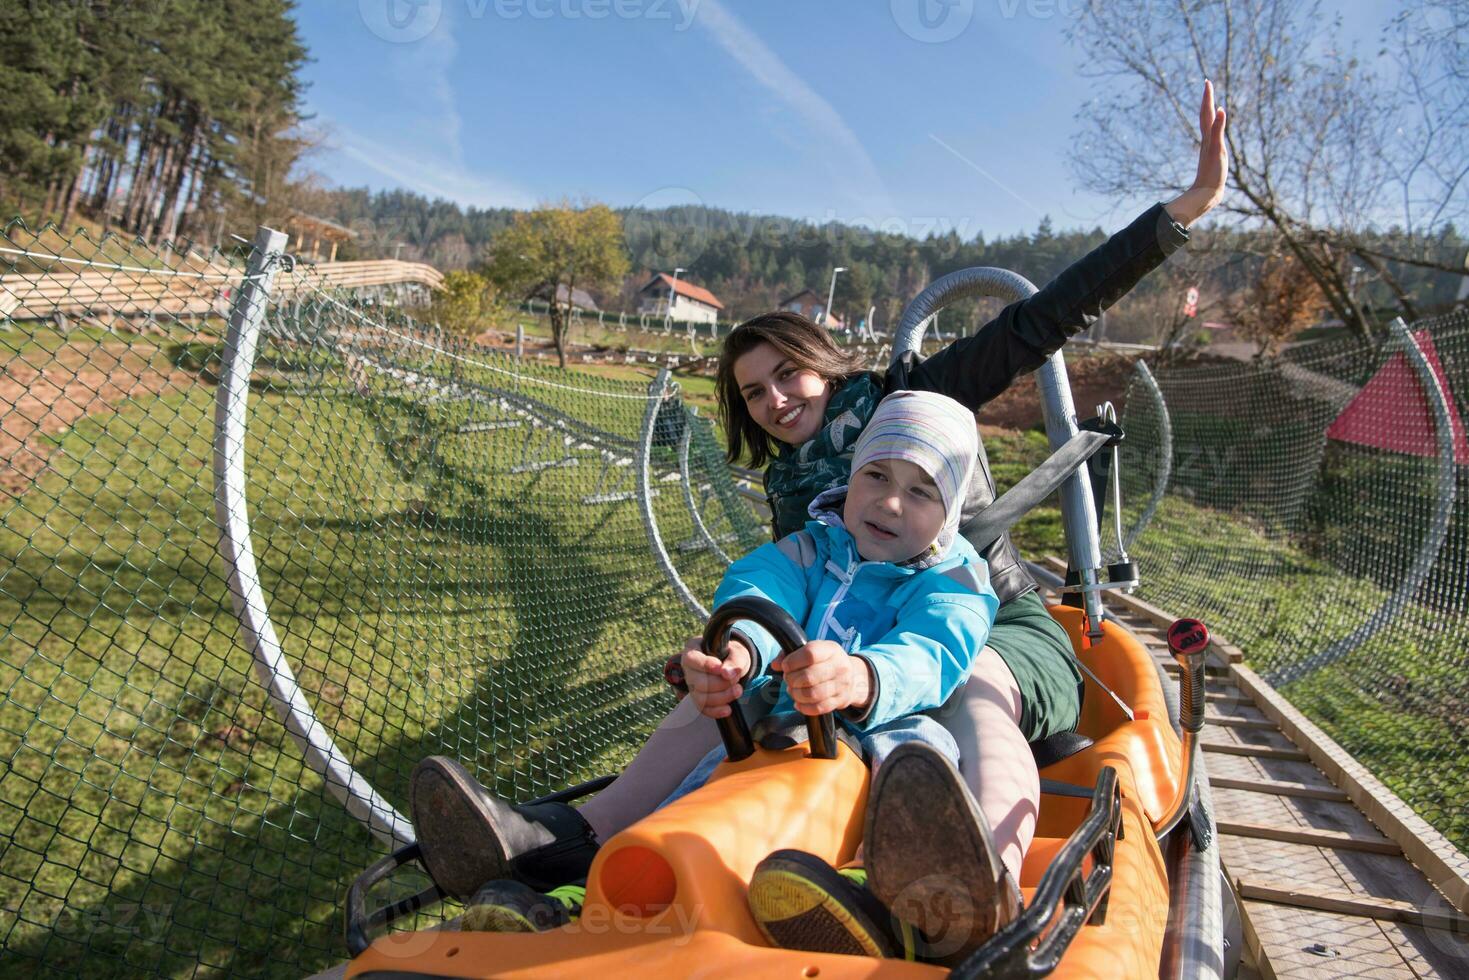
[294,0,1399,238]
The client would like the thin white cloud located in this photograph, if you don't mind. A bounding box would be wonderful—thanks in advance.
[330,119,535,209]
[927,133,1046,219]
[316,7,532,208]
[399,21,466,167]
[693,0,896,215]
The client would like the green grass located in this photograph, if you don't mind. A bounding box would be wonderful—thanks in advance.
[1,337,1463,979]
[976,423,1466,851]
[1120,495,1468,849]
[0,353,757,977]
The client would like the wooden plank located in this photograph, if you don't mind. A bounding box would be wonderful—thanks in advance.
[1237,879,1469,934]
[1210,777,1350,802]
[1237,899,1424,979]
[1206,715,1280,731]
[1204,742,1310,762]
[1218,821,1402,855]
[1231,663,1469,917]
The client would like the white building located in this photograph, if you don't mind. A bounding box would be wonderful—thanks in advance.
[636,273,724,325]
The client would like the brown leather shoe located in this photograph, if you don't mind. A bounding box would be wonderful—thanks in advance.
[409,756,599,900]
[863,742,1023,966]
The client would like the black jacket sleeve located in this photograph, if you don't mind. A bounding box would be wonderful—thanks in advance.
[900,203,1189,409]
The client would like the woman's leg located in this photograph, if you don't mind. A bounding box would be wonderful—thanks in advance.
[577,693,722,841]
[935,646,1039,883]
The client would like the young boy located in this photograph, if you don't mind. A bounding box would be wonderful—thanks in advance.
[671,388,995,795]
[462,391,1000,950]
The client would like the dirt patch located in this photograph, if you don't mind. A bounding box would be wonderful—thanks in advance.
[1,341,204,498]
[975,351,1138,430]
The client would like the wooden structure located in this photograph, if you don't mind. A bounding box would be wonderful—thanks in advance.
[1037,555,1469,978]
[285,212,355,263]
[0,258,445,322]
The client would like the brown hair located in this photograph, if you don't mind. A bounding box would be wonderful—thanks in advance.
[716,311,866,467]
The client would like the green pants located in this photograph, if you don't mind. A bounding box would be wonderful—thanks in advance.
[985,591,1084,742]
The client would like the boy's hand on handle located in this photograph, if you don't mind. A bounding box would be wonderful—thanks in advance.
[1165,79,1229,228]
[682,634,752,719]
[772,640,874,717]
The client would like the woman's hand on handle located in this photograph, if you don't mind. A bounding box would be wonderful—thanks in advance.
[682,634,752,719]
[1164,80,1228,228]
[773,641,874,717]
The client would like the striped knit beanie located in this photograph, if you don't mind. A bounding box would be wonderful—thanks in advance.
[850,390,979,554]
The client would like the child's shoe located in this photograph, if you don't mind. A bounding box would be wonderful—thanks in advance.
[410,756,600,900]
[747,851,918,960]
[461,880,586,932]
[865,741,1023,967]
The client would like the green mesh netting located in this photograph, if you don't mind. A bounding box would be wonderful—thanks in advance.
[4,217,1466,976]
[0,221,761,976]
[1116,312,1469,852]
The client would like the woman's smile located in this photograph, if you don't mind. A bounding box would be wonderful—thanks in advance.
[732,342,832,446]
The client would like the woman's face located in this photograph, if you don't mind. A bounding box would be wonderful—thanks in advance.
[732,342,833,447]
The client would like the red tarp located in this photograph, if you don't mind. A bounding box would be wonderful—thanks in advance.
[1326,330,1469,464]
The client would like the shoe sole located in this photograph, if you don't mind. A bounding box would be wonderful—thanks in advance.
[409,756,511,901]
[747,852,897,959]
[461,903,538,933]
[864,743,1005,965]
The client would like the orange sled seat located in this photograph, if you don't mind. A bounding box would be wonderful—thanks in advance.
[345,604,1184,979]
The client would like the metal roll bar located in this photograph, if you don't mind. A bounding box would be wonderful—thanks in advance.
[892,267,1107,632]
[213,226,415,849]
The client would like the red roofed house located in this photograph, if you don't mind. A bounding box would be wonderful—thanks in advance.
[636,273,724,325]
[779,288,844,330]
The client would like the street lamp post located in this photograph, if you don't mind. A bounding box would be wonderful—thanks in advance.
[825,267,847,331]
[668,267,685,319]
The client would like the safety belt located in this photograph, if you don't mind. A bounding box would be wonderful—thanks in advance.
[962,427,1114,553]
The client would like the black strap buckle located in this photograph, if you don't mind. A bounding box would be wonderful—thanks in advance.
[1076,415,1124,446]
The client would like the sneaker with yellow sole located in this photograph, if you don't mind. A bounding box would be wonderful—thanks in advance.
[461,880,586,933]
[747,850,918,960]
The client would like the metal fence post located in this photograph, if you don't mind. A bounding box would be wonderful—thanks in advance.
[637,370,708,620]
[213,225,415,849]
[1123,359,1173,549]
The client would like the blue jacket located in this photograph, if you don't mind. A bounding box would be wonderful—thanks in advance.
[713,496,1000,732]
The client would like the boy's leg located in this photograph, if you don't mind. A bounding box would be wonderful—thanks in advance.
[657,744,726,809]
[859,713,961,775]
[745,714,962,960]
[932,647,1039,883]
[410,695,722,899]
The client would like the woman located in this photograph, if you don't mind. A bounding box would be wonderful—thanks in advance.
[408,80,1228,959]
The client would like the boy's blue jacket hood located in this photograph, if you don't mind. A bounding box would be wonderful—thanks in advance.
[711,493,999,731]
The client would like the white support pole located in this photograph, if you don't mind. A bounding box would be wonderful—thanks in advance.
[637,370,707,620]
[213,226,415,849]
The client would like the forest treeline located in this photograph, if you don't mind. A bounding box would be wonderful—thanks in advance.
[0,0,310,247]
[2,1,1462,345]
[306,186,1467,342]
